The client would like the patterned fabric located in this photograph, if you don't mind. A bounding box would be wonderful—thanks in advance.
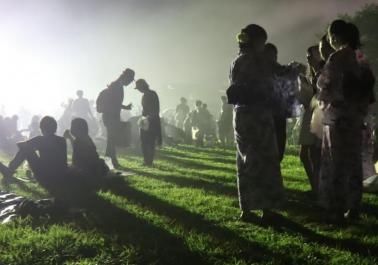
[317,47,366,212]
[319,122,362,211]
[234,107,284,210]
[230,49,284,211]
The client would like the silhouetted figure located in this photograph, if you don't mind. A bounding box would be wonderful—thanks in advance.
[218,96,234,147]
[264,43,287,161]
[135,79,162,167]
[297,45,323,194]
[28,115,41,139]
[175,97,190,130]
[72,90,94,121]
[96,68,134,168]
[1,116,67,191]
[64,118,109,178]
[228,24,284,221]
[317,20,375,222]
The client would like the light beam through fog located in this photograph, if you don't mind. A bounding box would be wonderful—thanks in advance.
[0,0,373,120]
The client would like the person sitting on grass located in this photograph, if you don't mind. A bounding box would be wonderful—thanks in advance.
[64,118,109,179]
[0,116,68,191]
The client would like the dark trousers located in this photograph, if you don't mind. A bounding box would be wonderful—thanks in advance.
[140,129,156,166]
[274,116,287,162]
[103,117,119,160]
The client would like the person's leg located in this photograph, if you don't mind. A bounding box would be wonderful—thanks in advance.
[105,123,119,167]
[274,116,286,162]
[300,145,315,192]
[140,129,149,165]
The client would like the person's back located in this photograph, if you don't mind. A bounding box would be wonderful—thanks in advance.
[142,89,160,117]
[31,135,67,174]
[65,118,108,178]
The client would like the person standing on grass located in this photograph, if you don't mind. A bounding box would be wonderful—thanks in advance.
[297,45,323,195]
[135,79,162,167]
[96,68,135,169]
[227,24,284,222]
[317,20,375,222]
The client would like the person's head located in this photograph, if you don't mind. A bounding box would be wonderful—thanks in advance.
[237,24,267,52]
[180,97,187,104]
[264,43,278,64]
[40,116,57,136]
[31,115,40,124]
[70,118,89,138]
[134,79,149,93]
[319,34,335,61]
[328,20,361,50]
[76,90,84,98]
[119,68,135,86]
[195,100,202,108]
[306,45,322,68]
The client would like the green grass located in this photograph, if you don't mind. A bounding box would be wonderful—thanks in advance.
[1,144,378,265]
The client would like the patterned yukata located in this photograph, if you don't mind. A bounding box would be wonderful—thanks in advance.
[230,50,284,211]
[317,47,368,212]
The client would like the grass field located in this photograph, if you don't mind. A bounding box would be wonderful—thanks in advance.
[0,145,378,265]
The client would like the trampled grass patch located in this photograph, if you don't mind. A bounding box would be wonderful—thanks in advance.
[1,145,378,265]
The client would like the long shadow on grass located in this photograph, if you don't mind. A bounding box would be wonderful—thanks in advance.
[158,153,236,174]
[282,188,378,257]
[259,213,378,258]
[128,168,238,198]
[127,157,235,185]
[160,148,236,165]
[67,180,210,265]
[101,177,291,264]
[2,177,47,198]
[176,145,236,157]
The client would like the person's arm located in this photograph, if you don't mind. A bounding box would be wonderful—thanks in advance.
[63,129,74,147]
[17,136,41,151]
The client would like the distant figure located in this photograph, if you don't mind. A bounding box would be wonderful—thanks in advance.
[228,24,284,221]
[64,118,109,178]
[135,79,162,167]
[96,68,135,168]
[218,96,234,147]
[58,99,74,134]
[0,116,67,190]
[72,90,94,122]
[317,20,375,222]
[28,115,41,139]
[175,97,190,130]
[192,100,205,146]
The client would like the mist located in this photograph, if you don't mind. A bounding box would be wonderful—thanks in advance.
[0,0,374,124]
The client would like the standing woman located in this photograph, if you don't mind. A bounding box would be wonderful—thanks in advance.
[317,20,374,221]
[227,24,284,221]
[297,45,323,195]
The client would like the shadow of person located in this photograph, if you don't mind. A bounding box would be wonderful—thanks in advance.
[256,211,378,258]
[97,176,288,264]
[41,175,210,265]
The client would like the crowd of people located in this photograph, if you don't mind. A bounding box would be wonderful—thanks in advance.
[229,20,375,223]
[0,19,376,226]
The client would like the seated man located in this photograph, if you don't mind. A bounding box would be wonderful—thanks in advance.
[0,116,67,190]
[64,118,109,179]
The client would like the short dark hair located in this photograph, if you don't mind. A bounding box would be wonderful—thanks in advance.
[40,116,57,135]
